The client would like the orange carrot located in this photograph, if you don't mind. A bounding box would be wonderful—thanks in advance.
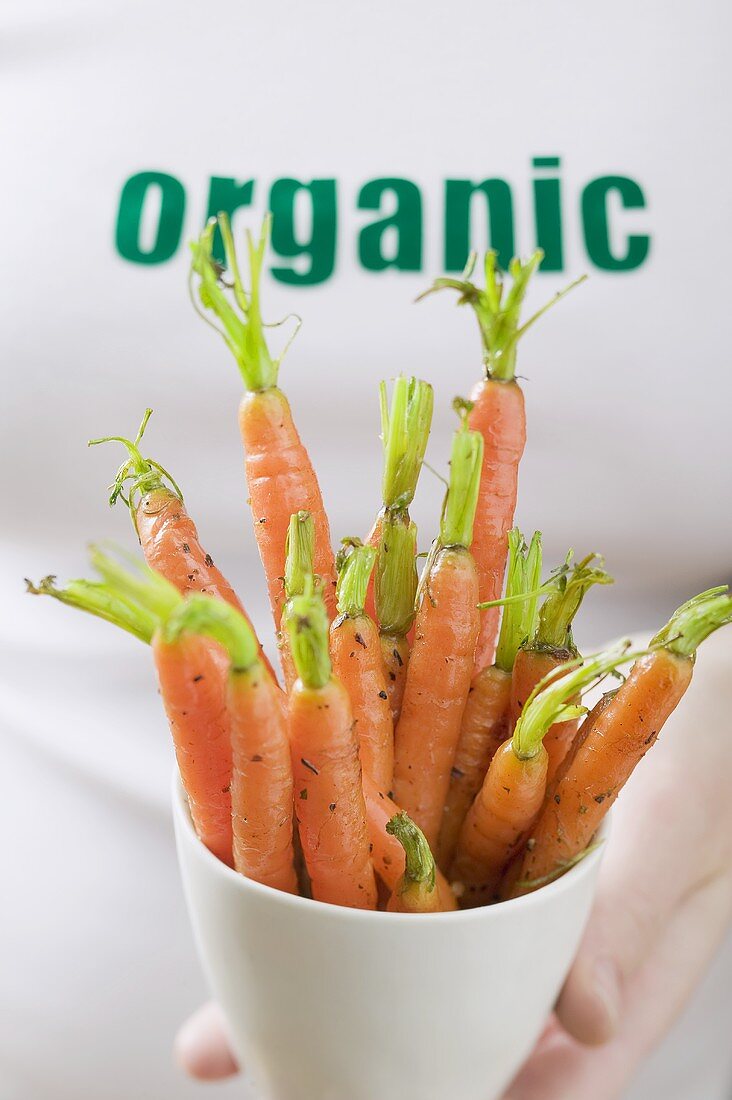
[89,409,276,681]
[330,542,394,792]
[362,778,456,909]
[419,253,585,673]
[438,528,543,870]
[287,586,377,909]
[164,594,298,893]
[385,812,456,913]
[190,214,337,628]
[393,414,483,847]
[510,553,613,784]
[452,642,637,905]
[86,548,236,867]
[513,589,732,895]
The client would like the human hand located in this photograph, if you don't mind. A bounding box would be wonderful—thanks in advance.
[175,634,732,1098]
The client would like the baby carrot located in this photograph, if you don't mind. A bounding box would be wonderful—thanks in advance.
[363,778,457,910]
[392,413,483,848]
[510,553,613,784]
[89,409,276,680]
[513,589,732,895]
[191,215,337,626]
[451,642,637,906]
[164,595,298,893]
[419,253,585,673]
[330,543,394,792]
[375,514,418,726]
[287,586,377,909]
[386,812,449,914]
[437,528,543,870]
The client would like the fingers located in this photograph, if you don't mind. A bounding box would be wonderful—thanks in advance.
[504,870,732,1100]
[556,751,716,1044]
[174,1001,239,1080]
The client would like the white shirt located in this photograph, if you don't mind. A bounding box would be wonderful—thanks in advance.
[2,2,731,1096]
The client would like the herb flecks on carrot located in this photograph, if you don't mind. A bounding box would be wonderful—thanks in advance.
[419,252,586,673]
[287,586,378,909]
[165,595,298,894]
[437,528,542,870]
[190,213,337,625]
[331,542,394,791]
[392,416,483,847]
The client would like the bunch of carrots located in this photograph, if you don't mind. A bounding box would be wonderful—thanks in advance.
[29,214,732,915]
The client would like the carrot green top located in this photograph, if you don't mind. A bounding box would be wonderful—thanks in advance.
[418,251,586,382]
[512,640,642,760]
[439,410,484,550]
[336,542,376,619]
[379,376,434,511]
[494,530,543,674]
[286,585,332,690]
[533,552,613,654]
[385,812,436,893]
[26,546,181,642]
[284,511,315,602]
[374,514,418,637]
[88,408,183,521]
[651,586,732,659]
[163,593,260,673]
[190,213,289,393]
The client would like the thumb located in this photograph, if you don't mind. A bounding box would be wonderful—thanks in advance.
[175,1001,239,1080]
[556,759,709,1045]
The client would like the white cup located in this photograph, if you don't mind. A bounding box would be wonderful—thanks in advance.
[173,775,607,1100]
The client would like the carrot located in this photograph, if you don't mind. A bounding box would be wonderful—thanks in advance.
[437,528,543,870]
[164,594,298,893]
[278,511,316,691]
[510,553,613,784]
[392,413,483,847]
[451,641,638,906]
[419,253,585,673]
[375,515,418,725]
[385,812,455,913]
[190,214,336,627]
[286,585,377,909]
[89,409,276,681]
[330,542,394,792]
[513,588,732,896]
[362,777,456,909]
[36,547,237,867]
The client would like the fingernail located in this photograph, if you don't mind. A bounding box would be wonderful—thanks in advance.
[590,956,621,1040]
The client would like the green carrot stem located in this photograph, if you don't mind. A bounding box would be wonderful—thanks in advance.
[534,552,613,652]
[379,376,434,510]
[512,640,643,760]
[284,511,315,601]
[385,812,436,892]
[25,575,157,643]
[189,213,281,393]
[374,512,418,637]
[440,414,483,549]
[651,587,732,659]
[494,530,543,674]
[286,585,332,690]
[417,250,586,382]
[336,543,376,619]
[162,593,259,672]
[88,545,181,622]
[88,408,183,516]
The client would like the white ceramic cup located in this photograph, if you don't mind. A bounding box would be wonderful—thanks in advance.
[173,775,607,1100]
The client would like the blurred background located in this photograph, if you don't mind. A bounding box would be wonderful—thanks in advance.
[2,1,731,1098]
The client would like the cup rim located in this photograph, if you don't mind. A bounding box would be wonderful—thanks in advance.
[173,771,609,924]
